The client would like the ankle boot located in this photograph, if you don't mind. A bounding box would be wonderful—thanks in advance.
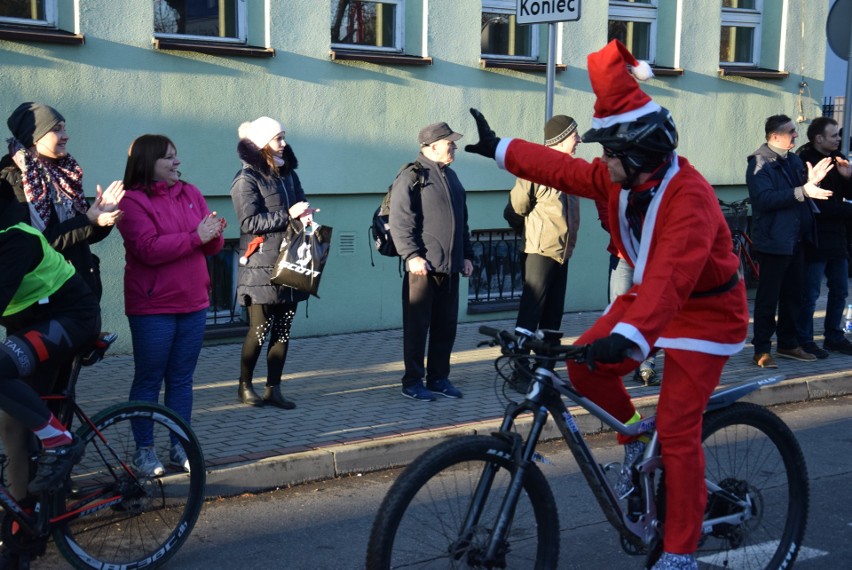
[238,381,264,407]
[262,385,296,410]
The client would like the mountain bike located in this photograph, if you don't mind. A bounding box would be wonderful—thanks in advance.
[366,327,809,569]
[719,198,760,287]
[0,334,206,569]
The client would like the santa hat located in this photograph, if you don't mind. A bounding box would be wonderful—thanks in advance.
[587,40,659,130]
[238,116,284,149]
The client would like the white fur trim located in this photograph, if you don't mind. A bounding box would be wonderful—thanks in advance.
[655,337,746,356]
[629,61,654,81]
[592,100,661,129]
[495,137,513,170]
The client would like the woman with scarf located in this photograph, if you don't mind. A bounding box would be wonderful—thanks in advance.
[0,102,123,501]
[230,116,316,410]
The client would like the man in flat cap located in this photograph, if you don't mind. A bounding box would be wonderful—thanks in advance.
[506,115,582,392]
[390,122,474,402]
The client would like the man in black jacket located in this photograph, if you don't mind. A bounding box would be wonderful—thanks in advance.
[796,117,852,356]
[390,122,474,402]
[746,114,834,368]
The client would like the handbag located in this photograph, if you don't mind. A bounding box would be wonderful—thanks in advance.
[270,220,333,298]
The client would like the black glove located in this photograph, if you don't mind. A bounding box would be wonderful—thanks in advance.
[586,333,636,367]
[464,108,500,159]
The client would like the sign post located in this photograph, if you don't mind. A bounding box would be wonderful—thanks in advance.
[826,0,852,157]
[516,0,581,123]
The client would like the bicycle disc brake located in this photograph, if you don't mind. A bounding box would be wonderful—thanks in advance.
[704,477,757,548]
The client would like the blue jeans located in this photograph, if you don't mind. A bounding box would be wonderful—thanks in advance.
[128,310,206,447]
[797,257,849,345]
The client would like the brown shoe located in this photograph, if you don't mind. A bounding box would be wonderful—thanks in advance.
[776,346,817,362]
[752,353,778,368]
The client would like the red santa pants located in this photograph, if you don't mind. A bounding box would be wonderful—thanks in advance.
[566,312,726,554]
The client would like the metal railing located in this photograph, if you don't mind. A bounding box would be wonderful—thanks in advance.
[206,239,247,330]
[467,228,524,313]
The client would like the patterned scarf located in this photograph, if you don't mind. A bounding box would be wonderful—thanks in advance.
[7,138,87,231]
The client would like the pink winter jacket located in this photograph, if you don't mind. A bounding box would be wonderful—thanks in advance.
[117,180,223,316]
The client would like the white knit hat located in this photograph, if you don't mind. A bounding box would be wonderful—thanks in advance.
[238,116,284,149]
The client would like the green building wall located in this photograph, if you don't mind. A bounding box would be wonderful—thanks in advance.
[0,1,829,352]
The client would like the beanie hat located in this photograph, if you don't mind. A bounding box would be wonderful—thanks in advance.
[238,116,284,149]
[7,102,65,148]
[587,40,658,130]
[544,115,577,146]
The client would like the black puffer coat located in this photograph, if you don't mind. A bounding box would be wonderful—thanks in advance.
[230,141,309,306]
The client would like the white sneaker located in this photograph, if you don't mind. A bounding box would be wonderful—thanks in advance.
[169,443,190,473]
[133,446,165,477]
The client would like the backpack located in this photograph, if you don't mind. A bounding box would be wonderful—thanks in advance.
[370,162,424,259]
[503,183,537,234]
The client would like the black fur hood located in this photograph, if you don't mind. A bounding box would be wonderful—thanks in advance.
[236,139,299,176]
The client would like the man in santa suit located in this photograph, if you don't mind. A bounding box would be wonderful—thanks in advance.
[465,40,773,569]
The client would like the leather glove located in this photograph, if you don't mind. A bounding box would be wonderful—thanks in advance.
[586,333,636,367]
[464,108,501,159]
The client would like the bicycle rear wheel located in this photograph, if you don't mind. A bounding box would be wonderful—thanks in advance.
[689,402,808,569]
[52,402,206,569]
[366,435,559,569]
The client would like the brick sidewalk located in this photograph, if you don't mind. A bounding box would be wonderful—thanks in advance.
[67,289,852,495]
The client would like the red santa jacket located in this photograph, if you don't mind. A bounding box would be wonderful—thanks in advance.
[497,138,748,357]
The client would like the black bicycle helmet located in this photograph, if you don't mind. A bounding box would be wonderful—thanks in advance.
[582,107,678,155]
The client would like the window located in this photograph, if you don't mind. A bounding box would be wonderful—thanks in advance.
[331,0,403,52]
[720,0,761,66]
[0,0,56,28]
[608,1,657,63]
[482,0,537,60]
[153,0,246,42]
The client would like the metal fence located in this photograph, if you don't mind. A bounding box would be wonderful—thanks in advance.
[467,228,524,313]
[206,239,247,332]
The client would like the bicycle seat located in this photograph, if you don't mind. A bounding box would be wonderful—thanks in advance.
[81,332,118,367]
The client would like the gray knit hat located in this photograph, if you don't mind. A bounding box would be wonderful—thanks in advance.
[544,115,578,147]
[7,102,65,148]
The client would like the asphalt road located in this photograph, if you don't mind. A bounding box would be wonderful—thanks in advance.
[34,395,852,568]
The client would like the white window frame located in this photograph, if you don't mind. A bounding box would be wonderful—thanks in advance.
[720,0,762,66]
[608,0,657,64]
[482,0,540,61]
[0,0,57,28]
[154,0,248,45]
[330,0,405,53]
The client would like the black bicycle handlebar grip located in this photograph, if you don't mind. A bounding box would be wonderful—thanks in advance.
[479,325,501,338]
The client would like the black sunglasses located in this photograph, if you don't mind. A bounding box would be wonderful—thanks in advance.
[602,147,624,159]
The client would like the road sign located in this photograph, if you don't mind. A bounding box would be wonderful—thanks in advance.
[827,0,852,60]
[516,0,580,25]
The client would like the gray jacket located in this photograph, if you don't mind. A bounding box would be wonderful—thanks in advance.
[389,154,473,274]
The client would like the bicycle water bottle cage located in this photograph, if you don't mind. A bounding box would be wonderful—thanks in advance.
[81,332,118,367]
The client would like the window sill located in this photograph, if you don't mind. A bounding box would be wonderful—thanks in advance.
[719,66,789,79]
[153,38,275,58]
[480,59,567,72]
[330,49,432,66]
[0,25,84,45]
[650,65,684,77]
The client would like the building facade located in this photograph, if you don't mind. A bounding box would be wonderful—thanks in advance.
[0,0,829,352]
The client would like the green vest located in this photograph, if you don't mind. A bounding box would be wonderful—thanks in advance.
[2,223,75,316]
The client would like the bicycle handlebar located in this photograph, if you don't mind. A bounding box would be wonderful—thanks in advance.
[478,326,587,361]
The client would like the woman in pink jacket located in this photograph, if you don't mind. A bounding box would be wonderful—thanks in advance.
[117,134,225,477]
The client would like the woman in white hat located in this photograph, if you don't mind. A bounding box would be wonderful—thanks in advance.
[230,117,317,409]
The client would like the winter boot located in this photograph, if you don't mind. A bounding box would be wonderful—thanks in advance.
[238,380,264,407]
[263,385,296,410]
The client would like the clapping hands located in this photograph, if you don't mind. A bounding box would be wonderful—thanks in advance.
[197,212,226,244]
[87,180,125,226]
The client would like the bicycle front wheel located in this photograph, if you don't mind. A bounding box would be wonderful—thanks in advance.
[52,402,206,569]
[366,435,559,569]
[695,402,809,569]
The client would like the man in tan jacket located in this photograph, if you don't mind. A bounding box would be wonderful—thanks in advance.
[508,116,581,390]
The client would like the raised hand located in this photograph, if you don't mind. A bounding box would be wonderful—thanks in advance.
[464,108,500,159]
[96,180,125,213]
[806,157,834,186]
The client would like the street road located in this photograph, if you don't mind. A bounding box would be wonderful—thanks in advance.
[37,395,852,568]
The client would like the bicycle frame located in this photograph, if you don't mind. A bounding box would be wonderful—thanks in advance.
[471,363,787,561]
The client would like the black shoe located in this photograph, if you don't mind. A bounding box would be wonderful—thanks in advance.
[28,437,85,494]
[238,381,264,407]
[801,341,829,359]
[824,338,852,355]
[263,385,296,410]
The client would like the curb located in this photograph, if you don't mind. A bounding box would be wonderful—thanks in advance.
[203,372,852,497]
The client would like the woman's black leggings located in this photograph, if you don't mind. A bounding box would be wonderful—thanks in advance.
[239,302,297,386]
